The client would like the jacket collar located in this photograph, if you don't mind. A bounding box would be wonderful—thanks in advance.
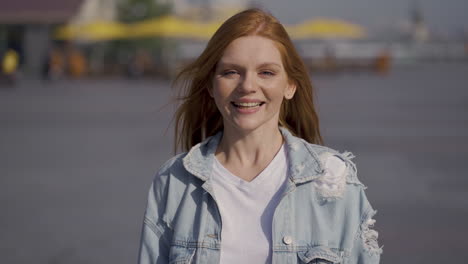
[182,127,325,184]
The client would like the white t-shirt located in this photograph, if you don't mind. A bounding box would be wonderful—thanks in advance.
[211,144,288,264]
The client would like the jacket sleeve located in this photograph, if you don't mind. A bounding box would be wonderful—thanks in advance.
[347,194,382,264]
[137,171,172,264]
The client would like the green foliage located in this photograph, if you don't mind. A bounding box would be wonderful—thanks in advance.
[117,0,172,23]
[107,0,175,76]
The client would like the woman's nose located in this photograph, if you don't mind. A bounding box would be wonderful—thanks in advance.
[238,72,257,94]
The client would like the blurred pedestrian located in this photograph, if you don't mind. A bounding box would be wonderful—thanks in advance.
[67,46,87,78]
[42,46,65,81]
[127,49,153,79]
[1,49,19,85]
[138,8,382,264]
[374,48,391,75]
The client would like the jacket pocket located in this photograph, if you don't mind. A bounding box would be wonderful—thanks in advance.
[169,246,196,264]
[297,246,342,264]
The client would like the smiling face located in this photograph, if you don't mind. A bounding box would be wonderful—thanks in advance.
[211,35,296,134]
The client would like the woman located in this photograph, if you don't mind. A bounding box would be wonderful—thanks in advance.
[138,8,381,264]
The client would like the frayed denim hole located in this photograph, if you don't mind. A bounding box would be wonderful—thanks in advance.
[361,218,383,255]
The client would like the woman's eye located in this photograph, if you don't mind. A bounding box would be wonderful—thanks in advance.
[260,71,275,76]
[222,70,237,76]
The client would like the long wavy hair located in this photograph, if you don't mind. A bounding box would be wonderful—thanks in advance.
[173,8,323,152]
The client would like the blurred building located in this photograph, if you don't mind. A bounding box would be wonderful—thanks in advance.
[0,0,84,76]
[171,0,249,21]
[71,0,118,25]
[410,1,429,43]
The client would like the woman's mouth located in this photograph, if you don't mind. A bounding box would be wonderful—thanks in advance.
[231,102,265,109]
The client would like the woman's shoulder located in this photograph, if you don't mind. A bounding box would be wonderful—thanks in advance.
[303,143,378,226]
[156,152,188,176]
[303,142,364,186]
[151,152,192,187]
[290,139,369,203]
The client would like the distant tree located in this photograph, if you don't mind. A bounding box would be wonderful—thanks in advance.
[117,0,172,23]
[111,0,173,77]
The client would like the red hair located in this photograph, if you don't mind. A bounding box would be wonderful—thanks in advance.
[173,8,322,152]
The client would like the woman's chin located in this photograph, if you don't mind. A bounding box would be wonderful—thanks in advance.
[226,117,277,134]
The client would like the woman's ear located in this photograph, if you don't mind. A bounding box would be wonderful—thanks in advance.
[207,84,214,98]
[284,82,297,100]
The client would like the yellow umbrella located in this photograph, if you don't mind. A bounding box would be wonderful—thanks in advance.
[55,21,128,41]
[127,15,220,39]
[54,16,366,41]
[286,18,366,39]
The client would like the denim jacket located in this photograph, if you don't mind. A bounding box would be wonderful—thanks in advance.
[138,127,382,264]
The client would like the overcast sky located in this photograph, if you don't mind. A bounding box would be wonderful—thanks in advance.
[243,0,468,34]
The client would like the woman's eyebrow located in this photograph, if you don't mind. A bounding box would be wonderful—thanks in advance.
[217,62,282,69]
[217,62,240,68]
[257,62,282,69]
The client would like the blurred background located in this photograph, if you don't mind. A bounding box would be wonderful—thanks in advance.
[1,0,467,263]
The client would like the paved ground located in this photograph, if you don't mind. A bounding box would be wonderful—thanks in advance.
[1,63,468,263]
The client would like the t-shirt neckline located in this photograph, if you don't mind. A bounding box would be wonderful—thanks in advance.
[213,143,286,188]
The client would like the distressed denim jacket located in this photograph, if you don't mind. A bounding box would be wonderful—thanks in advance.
[138,127,382,264]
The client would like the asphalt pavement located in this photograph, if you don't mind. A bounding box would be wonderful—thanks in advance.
[1,63,468,263]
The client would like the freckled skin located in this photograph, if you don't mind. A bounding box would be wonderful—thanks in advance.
[210,35,296,134]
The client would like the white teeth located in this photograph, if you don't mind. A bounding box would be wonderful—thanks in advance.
[234,102,262,107]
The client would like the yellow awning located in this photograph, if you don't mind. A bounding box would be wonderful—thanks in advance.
[127,15,220,39]
[286,18,366,39]
[54,16,366,41]
[55,21,128,41]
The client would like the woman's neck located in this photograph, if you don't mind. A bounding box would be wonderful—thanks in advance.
[215,124,284,169]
